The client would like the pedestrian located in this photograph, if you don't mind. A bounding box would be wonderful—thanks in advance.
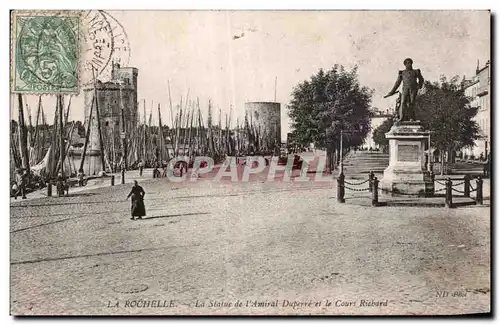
[56,173,66,196]
[77,169,85,187]
[484,152,491,178]
[15,169,27,200]
[11,181,18,199]
[126,180,146,220]
[138,160,144,177]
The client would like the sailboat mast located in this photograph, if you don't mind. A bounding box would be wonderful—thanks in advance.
[49,102,59,177]
[158,103,163,162]
[65,95,72,126]
[17,94,30,172]
[111,103,115,173]
[58,95,65,176]
[175,106,182,158]
[79,95,94,172]
[91,68,106,172]
[148,107,153,162]
[120,85,128,170]
[143,99,147,161]
[26,100,33,149]
[33,96,41,161]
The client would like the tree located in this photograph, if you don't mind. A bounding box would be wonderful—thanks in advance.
[373,118,394,152]
[416,75,481,174]
[288,65,373,172]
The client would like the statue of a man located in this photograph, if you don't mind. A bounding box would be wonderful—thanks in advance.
[384,58,424,121]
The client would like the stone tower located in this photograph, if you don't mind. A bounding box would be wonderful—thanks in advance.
[82,63,138,174]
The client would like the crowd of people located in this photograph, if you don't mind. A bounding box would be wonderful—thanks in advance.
[11,168,29,200]
[10,167,87,200]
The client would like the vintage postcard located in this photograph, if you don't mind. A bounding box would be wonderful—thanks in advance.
[9,10,491,316]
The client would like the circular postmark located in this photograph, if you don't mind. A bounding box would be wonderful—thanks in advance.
[80,10,131,86]
[16,13,79,90]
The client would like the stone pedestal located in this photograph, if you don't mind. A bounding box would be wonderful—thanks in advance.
[381,121,434,196]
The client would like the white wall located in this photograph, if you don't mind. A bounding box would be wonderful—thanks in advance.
[363,115,391,149]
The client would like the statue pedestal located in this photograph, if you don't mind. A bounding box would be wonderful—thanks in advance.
[380,121,434,196]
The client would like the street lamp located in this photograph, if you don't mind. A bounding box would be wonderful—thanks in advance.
[339,127,344,176]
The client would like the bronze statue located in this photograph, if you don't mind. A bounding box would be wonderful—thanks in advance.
[384,58,424,121]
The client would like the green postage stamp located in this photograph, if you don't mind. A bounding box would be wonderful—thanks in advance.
[11,11,80,94]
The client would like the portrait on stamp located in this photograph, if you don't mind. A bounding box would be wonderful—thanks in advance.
[12,11,80,94]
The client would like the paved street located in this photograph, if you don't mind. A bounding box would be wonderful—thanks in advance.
[10,162,490,315]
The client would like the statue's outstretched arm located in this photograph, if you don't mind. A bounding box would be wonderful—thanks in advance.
[384,72,402,98]
[417,69,424,89]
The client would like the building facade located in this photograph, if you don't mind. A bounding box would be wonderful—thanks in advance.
[82,63,139,172]
[362,108,394,150]
[462,61,490,159]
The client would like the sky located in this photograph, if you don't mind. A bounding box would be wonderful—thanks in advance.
[10,10,490,140]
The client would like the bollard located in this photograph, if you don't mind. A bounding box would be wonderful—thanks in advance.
[445,177,453,208]
[372,176,379,206]
[369,171,374,193]
[464,174,470,198]
[337,172,345,203]
[121,169,125,184]
[47,182,52,197]
[476,176,483,205]
[111,175,115,186]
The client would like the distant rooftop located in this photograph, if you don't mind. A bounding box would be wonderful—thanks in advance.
[371,107,394,117]
[245,102,281,106]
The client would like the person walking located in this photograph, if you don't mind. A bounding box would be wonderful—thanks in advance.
[15,169,27,200]
[138,160,144,177]
[126,180,146,220]
[77,169,85,187]
[11,181,18,199]
[484,152,491,178]
[56,173,68,196]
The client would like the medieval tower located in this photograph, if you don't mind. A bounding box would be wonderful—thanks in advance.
[82,63,139,174]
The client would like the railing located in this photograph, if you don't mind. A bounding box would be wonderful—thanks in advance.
[337,171,484,208]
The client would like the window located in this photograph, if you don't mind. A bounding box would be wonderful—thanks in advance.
[105,121,109,126]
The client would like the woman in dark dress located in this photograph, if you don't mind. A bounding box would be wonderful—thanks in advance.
[126,180,146,220]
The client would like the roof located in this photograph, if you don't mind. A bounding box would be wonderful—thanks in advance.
[477,63,490,74]
[245,102,280,105]
[463,79,479,89]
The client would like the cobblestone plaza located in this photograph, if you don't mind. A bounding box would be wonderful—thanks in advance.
[10,165,490,315]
